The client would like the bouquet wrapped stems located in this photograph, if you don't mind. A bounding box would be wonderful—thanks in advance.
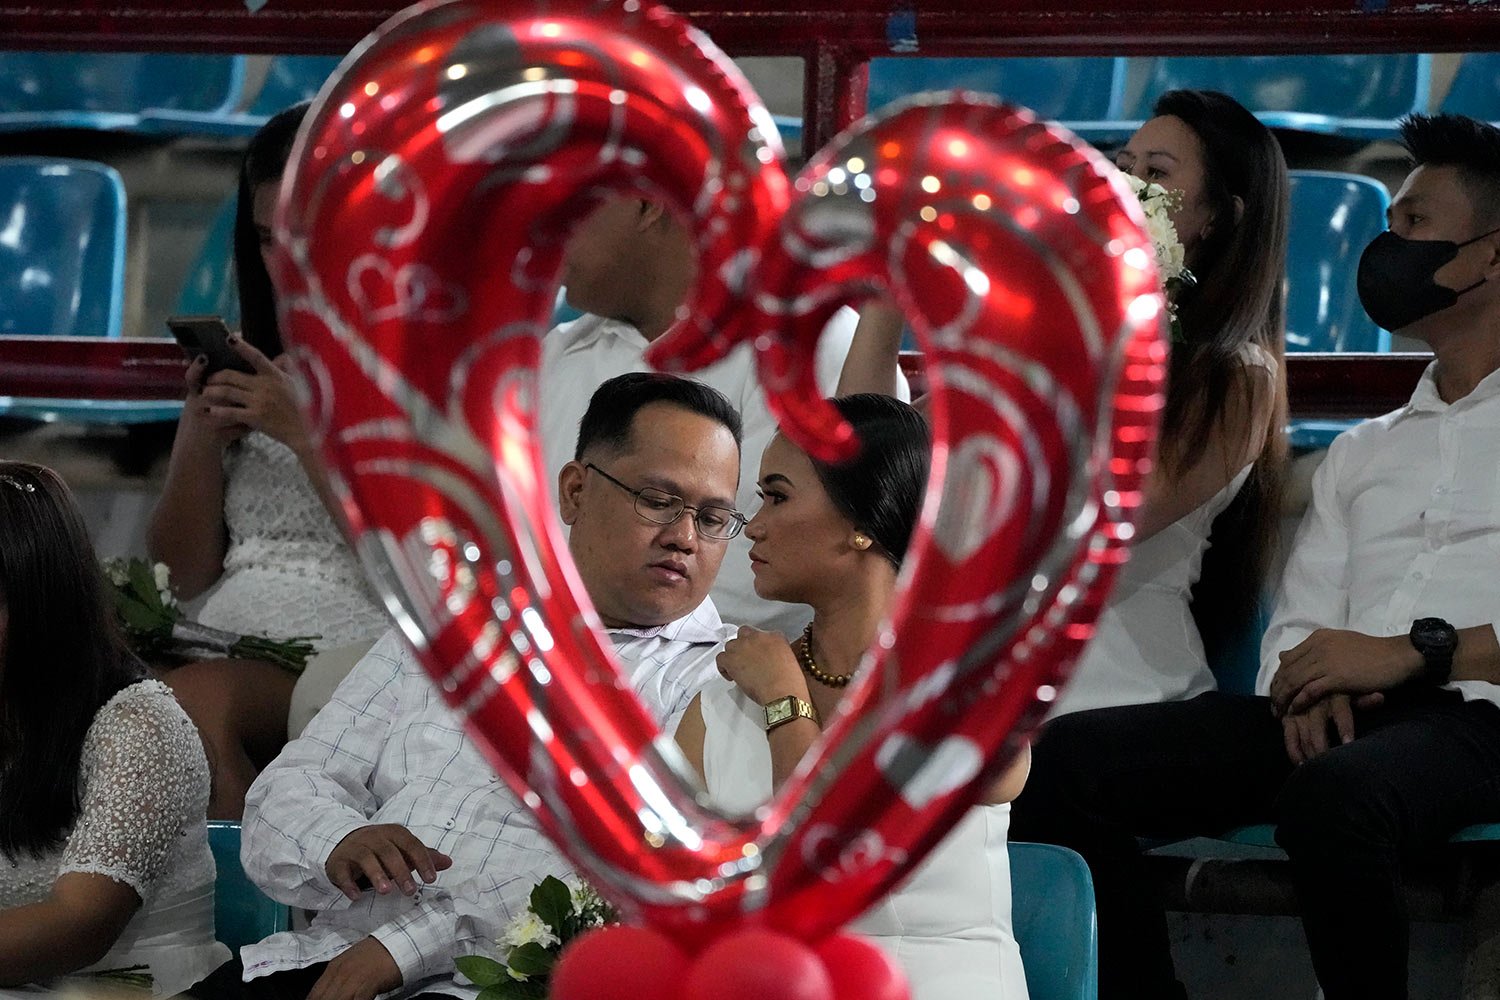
[168,621,320,673]
[102,558,320,675]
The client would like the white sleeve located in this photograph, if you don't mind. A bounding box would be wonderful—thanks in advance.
[1257,441,1354,695]
[240,631,406,908]
[813,305,912,401]
[59,681,210,901]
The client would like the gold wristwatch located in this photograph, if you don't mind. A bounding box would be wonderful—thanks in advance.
[763,694,818,732]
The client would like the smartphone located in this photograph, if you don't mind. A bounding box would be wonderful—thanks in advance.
[167,315,255,376]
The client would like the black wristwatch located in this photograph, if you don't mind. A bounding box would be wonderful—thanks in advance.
[1409,617,1458,685]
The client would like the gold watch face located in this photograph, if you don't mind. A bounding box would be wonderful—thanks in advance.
[764,697,795,728]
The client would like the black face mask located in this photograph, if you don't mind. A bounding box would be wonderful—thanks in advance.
[1356,226,1500,332]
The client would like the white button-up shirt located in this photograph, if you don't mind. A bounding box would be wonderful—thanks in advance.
[239,599,733,994]
[541,308,907,638]
[1258,362,1500,708]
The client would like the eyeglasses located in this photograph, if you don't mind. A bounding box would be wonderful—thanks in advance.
[585,463,746,540]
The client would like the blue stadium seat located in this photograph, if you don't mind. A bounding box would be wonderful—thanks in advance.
[0,157,125,339]
[176,196,243,329]
[1439,53,1500,124]
[866,57,1132,143]
[1011,842,1099,1000]
[775,57,1133,150]
[1123,54,1432,140]
[1284,170,1393,450]
[0,52,244,134]
[168,55,342,137]
[0,157,180,423]
[207,821,289,951]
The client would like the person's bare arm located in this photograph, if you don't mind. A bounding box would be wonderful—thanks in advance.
[979,743,1031,805]
[836,300,906,397]
[0,872,140,985]
[147,355,241,598]
[1132,363,1275,542]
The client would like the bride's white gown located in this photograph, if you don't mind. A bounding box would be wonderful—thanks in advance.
[699,679,1030,1000]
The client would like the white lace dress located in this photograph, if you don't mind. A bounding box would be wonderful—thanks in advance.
[0,681,228,996]
[197,432,388,650]
[699,680,1029,1000]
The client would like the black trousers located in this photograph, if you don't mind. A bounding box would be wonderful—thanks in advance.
[183,957,452,1000]
[1009,689,1500,1000]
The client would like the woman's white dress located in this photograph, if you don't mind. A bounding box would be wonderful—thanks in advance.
[0,680,228,996]
[197,431,388,650]
[1050,343,1278,716]
[699,680,1030,1000]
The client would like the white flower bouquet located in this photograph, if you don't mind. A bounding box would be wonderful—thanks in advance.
[101,557,319,674]
[456,875,619,999]
[1124,173,1197,342]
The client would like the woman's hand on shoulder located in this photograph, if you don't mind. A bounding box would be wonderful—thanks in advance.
[717,626,809,707]
[199,335,314,455]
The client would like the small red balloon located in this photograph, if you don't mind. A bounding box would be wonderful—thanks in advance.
[815,933,911,1000]
[552,925,689,1000]
[683,929,834,1000]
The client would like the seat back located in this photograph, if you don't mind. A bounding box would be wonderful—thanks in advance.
[1125,54,1429,136]
[176,196,243,328]
[207,821,289,952]
[1439,53,1500,123]
[0,157,126,338]
[0,52,243,128]
[867,57,1127,126]
[1285,170,1391,354]
[248,55,343,117]
[1010,841,1099,1000]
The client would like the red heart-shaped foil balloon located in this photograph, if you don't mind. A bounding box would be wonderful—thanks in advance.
[273,0,1164,947]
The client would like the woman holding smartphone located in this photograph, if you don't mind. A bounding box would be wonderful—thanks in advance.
[148,103,388,819]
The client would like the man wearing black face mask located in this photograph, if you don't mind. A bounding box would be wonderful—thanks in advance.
[1009,113,1500,1000]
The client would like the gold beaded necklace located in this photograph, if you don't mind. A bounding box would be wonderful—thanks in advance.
[797,622,853,688]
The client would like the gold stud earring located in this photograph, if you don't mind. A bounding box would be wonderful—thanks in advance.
[852,533,871,550]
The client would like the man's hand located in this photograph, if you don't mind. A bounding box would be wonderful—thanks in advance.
[1269,628,1423,716]
[325,825,453,901]
[1281,693,1356,765]
[307,937,401,1000]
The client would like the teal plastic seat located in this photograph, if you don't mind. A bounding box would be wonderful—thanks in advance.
[0,156,181,424]
[0,52,244,133]
[1284,170,1393,450]
[176,196,242,328]
[1439,54,1500,124]
[207,821,289,951]
[1123,54,1432,140]
[775,57,1132,151]
[1011,842,1099,1000]
[867,57,1132,143]
[176,55,343,137]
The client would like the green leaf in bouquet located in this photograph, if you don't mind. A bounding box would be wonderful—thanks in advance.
[125,559,168,613]
[529,875,574,937]
[478,979,545,1000]
[455,955,507,987]
[506,942,557,979]
[117,595,169,634]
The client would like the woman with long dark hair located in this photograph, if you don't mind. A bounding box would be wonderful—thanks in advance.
[147,103,388,817]
[0,462,226,993]
[676,395,1031,1000]
[1048,88,1290,714]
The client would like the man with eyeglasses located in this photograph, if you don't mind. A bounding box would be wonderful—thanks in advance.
[208,374,743,1000]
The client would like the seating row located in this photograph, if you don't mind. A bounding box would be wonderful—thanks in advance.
[6,52,1500,145]
[0,156,1391,429]
[781,52,1500,145]
[0,53,339,137]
